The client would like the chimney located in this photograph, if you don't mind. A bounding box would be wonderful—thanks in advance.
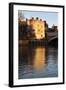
[36,17,39,20]
[31,17,34,20]
[26,18,29,25]
[40,19,42,21]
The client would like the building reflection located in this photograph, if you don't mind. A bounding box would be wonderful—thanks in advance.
[19,46,46,72]
[32,47,46,71]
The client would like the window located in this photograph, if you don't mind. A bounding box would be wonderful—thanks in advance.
[41,35,43,37]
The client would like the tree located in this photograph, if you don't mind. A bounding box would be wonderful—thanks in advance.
[18,10,25,20]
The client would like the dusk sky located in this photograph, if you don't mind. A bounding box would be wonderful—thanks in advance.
[18,10,58,28]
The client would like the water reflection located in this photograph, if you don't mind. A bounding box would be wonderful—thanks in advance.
[33,47,46,71]
[19,45,58,79]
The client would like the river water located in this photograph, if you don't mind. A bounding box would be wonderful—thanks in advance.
[18,45,58,79]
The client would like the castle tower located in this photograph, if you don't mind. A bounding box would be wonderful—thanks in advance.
[26,17,45,39]
[30,17,45,39]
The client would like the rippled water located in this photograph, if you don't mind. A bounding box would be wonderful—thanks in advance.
[18,45,58,79]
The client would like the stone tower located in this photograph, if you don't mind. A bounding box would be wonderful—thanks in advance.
[26,17,45,39]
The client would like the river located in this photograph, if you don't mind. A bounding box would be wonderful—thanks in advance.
[18,45,58,79]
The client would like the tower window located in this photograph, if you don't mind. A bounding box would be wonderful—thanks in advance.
[38,29,40,32]
[41,35,43,37]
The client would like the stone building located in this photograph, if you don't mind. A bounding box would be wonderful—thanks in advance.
[26,17,45,40]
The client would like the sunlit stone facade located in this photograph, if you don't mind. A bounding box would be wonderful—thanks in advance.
[26,17,45,39]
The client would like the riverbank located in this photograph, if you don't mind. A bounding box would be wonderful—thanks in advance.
[19,39,48,46]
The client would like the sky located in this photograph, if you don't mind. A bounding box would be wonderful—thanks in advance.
[18,10,58,28]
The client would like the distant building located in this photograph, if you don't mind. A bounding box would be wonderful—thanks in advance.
[47,24,58,32]
[52,25,58,31]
